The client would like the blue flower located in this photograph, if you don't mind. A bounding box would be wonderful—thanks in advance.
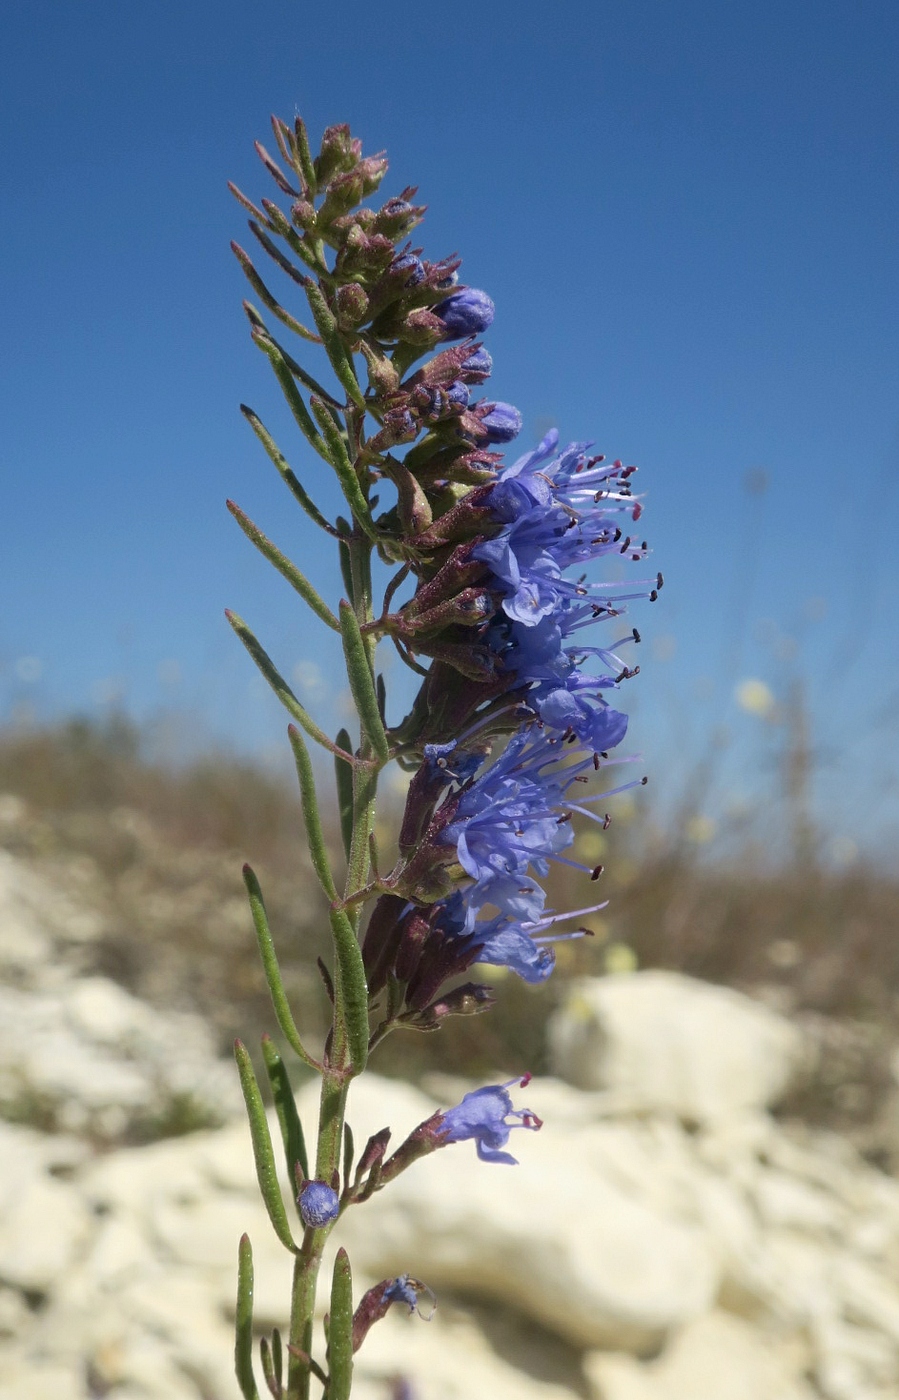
[480,402,523,444]
[297,1180,339,1228]
[435,1076,542,1164]
[437,728,575,926]
[435,288,495,339]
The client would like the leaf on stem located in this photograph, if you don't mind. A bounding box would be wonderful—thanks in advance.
[343,1121,355,1187]
[329,907,370,1074]
[232,243,319,342]
[287,724,339,899]
[234,1041,297,1253]
[339,602,390,763]
[227,502,340,631]
[242,865,320,1069]
[235,1234,261,1400]
[327,1248,354,1400]
[304,282,366,409]
[310,399,377,540]
[259,1336,280,1399]
[226,610,347,756]
[239,406,337,537]
[260,1034,309,1194]
[334,728,355,861]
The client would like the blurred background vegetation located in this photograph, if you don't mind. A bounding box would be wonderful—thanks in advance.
[1,705,896,1162]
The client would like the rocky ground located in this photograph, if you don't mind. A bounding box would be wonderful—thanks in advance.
[2,800,899,1399]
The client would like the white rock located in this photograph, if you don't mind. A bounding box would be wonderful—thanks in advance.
[352,1301,583,1400]
[586,1311,816,1399]
[753,1168,842,1235]
[329,1075,719,1352]
[548,972,805,1123]
[0,1125,93,1293]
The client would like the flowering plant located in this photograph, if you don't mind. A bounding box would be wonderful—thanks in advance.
[227,113,658,1400]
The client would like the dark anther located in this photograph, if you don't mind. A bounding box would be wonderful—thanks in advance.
[613,527,622,542]
[649,589,658,602]
[657,572,664,589]
[574,774,589,783]
[591,864,605,881]
[632,629,641,643]
[600,751,609,759]
[602,813,612,829]
[641,775,649,785]
[593,753,601,770]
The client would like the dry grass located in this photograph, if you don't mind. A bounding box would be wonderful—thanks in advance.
[1,715,897,1153]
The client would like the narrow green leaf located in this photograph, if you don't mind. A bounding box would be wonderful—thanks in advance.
[339,602,390,763]
[243,304,341,407]
[337,532,354,605]
[294,116,317,194]
[259,1336,279,1399]
[234,1041,296,1252]
[327,1249,354,1400]
[235,1234,261,1400]
[343,1122,355,1187]
[329,906,369,1074]
[304,282,365,409]
[271,1329,283,1394]
[240,406,336,536]
[227,502,340,631]
[226,610,339,754]
[250,216,320,280]
[253,336,333,465]
[242,865,319,1069]
[260,1035,309,1190]
[232,243,319,342]
[334,728,354,861]
[287,724,338,899]
[309,399,377,540]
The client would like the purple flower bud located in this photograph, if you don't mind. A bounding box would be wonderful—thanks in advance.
[461,346,493,382]
[446,380,470,409]
[391,252,426,287]
[297,1179,339,1228]
[435,270,459,290]
[480,402,522,444]
[435,289,495,339]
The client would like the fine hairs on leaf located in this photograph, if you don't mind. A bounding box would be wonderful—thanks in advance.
[227,108,654,1398]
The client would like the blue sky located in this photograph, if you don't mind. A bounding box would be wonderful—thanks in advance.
[2,1,897,857]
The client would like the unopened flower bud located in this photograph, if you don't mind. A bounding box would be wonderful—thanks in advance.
[291,199,316,231]
[315,124,361,185]
[335,282,370,327]
[479,402,522,443]
[297,1179,340,1228]
[400,308,445,347]
[435,288,495,339]
[360,343,400,397]
[373,194,426,240]
[460,346,493,382]
[391,252,426,287]
[446,380,470,409]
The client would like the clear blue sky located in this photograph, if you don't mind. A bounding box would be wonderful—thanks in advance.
[2,1,897,857]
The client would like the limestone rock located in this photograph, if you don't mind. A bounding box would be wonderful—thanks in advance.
[328,1075,719,1352]
[586,1311,816,1400]
[548,971,806,1123]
